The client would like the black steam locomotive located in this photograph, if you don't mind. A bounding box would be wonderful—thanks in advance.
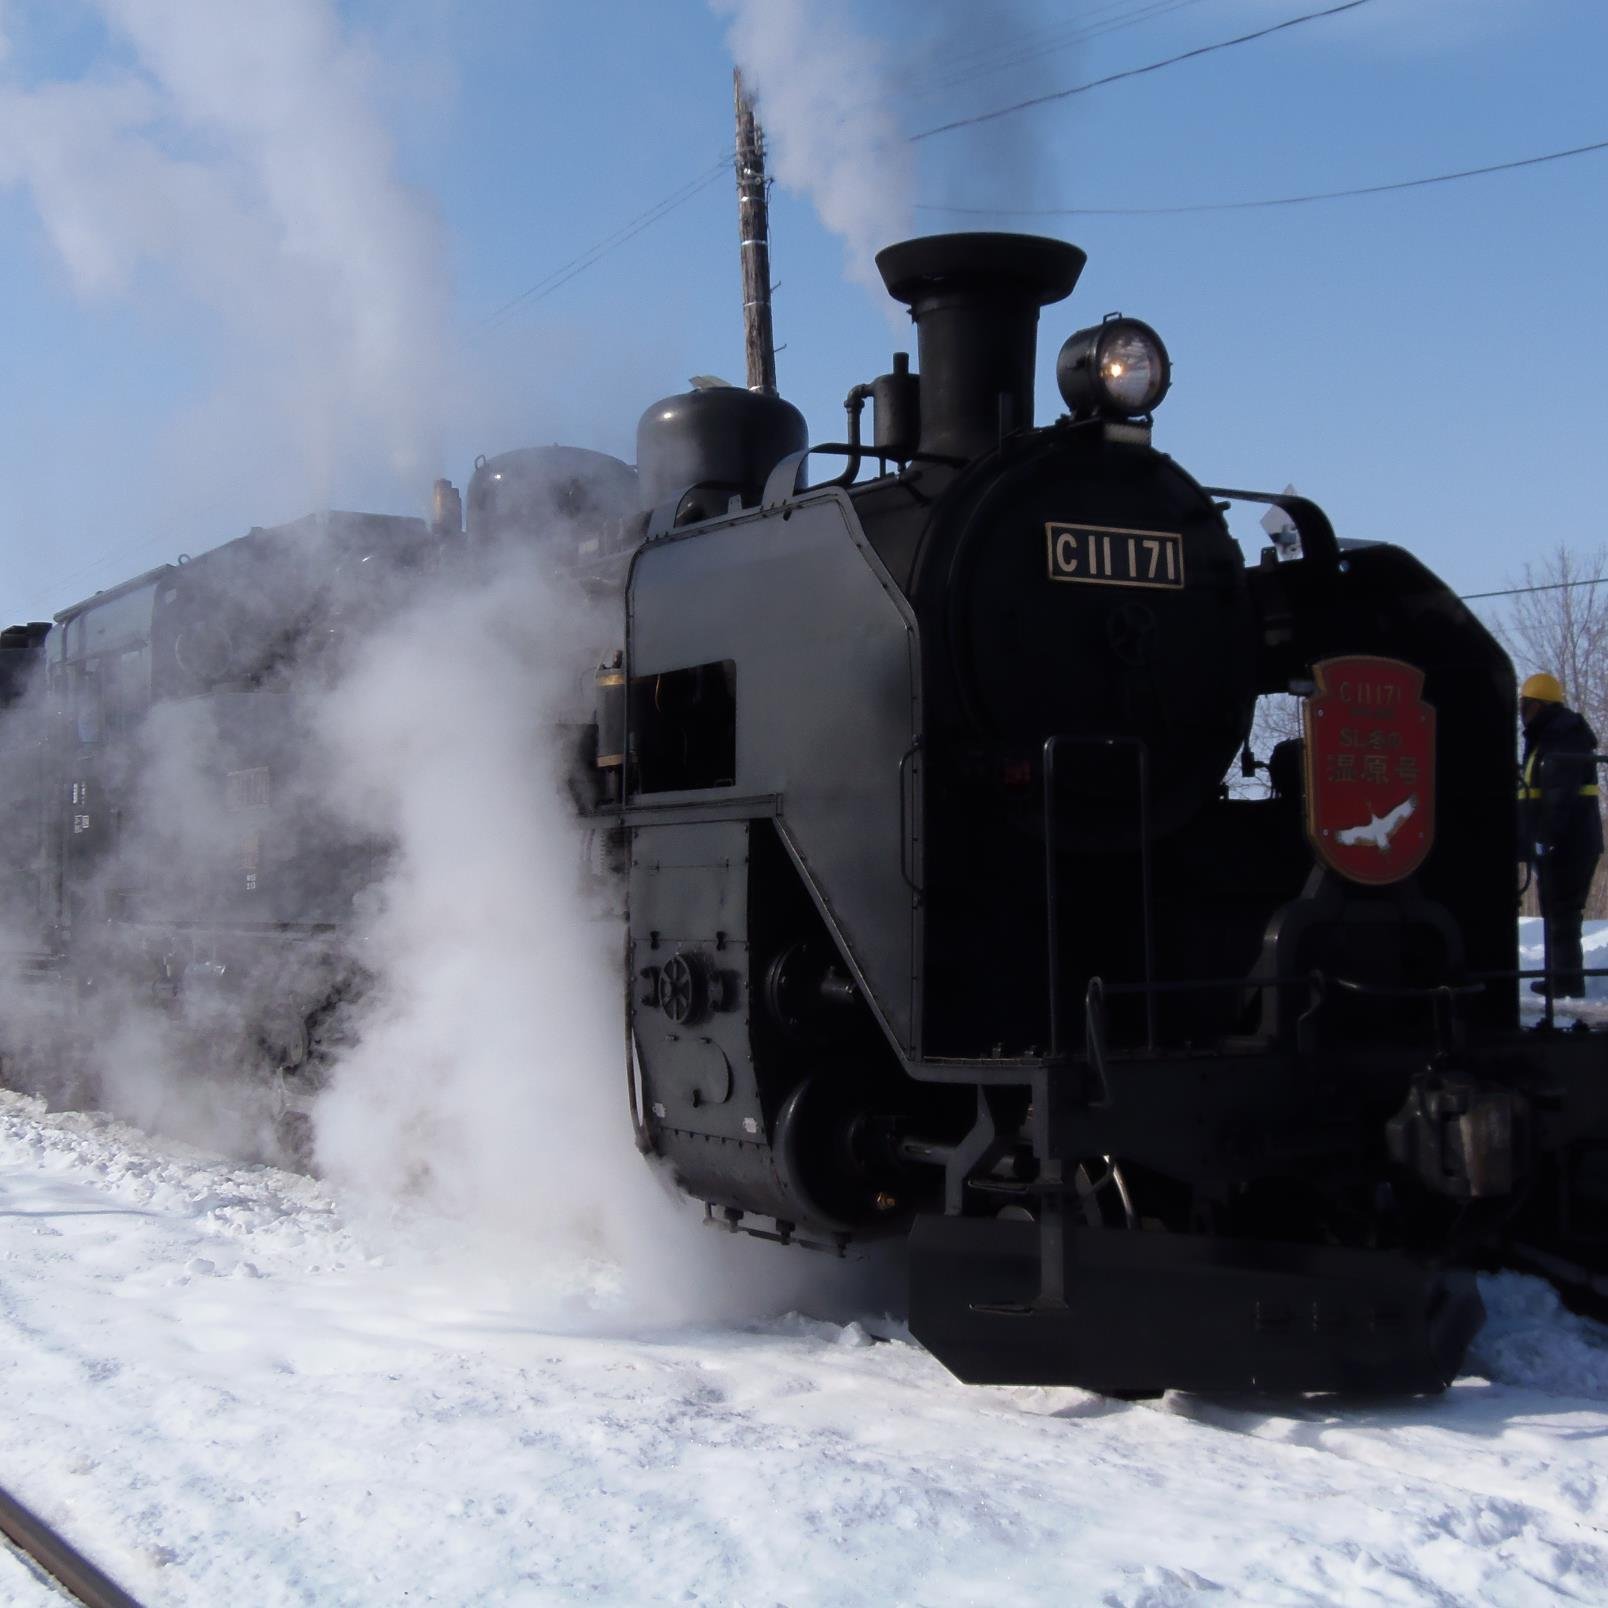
[4,232,1603,1395]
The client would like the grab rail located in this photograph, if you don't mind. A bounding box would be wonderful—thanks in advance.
[1044,734,1155,1058]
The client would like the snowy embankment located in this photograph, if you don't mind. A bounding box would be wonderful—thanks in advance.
[3,1097,1608,1604]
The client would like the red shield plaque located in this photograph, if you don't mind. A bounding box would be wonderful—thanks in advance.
[1301,656,1436,885]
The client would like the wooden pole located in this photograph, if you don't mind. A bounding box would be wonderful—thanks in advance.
[733,69,777,395]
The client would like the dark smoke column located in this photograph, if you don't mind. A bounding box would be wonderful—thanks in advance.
[733,69,777,396]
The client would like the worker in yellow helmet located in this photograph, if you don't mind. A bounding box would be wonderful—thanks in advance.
[1517,672,1602,998]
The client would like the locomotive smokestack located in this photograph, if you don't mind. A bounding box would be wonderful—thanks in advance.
[875,233,1085,462]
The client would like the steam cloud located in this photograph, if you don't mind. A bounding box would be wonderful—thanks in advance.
[0,0,887,1330]
[310,548,634,1243]
[307,541,845,1324]
[713,0,915,293]
[0,0,449,498]
[712,0,1063,293]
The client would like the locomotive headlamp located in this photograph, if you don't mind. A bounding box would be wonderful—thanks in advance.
[1056,317,1171,419]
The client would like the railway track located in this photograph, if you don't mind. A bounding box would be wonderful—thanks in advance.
[0,1482,142,1608]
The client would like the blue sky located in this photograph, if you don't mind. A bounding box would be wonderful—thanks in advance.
[0,0,1603,623]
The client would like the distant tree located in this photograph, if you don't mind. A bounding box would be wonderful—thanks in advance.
[1495,544,1608,918]
[1231,693,1302,800]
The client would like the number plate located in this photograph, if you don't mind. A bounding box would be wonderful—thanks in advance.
[1045,523,1184,590]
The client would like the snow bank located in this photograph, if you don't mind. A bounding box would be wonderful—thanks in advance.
[4,1091,1608,1605]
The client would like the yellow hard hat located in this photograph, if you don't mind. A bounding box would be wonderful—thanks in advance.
[1520,672,1565,704]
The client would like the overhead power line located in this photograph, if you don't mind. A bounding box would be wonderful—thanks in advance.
[1460,576,1607,603]
[479,153,733,331]
[909,0,1374,142]
[920,135,1608,217]
[480,6,1213,327]
[894,0,1213,104]
[36,158,733,604]
[479,2,1366,322]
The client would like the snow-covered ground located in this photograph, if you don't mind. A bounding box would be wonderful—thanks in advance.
[4,1091,1608,1606]
[1518,917,1608,1023]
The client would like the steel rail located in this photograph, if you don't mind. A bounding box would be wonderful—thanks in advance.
[0,1482,143,1608]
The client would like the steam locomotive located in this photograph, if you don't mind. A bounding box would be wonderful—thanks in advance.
[3,232,1603,1395]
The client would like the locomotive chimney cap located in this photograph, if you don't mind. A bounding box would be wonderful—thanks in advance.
[876,232,1086,309]
[872,233,1087,461]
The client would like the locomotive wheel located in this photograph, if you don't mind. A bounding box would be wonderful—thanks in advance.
[773,1070,910,1236]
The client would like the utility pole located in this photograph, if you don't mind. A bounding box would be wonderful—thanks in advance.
[733,69,777,395]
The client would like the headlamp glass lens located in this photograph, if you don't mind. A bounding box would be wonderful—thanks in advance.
[1098,326,1163,412]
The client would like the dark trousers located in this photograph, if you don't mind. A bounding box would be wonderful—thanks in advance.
[1539,854,1599,997]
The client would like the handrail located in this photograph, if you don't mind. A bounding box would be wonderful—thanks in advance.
[1044,734,1155,1057]
[1329,976,1485,1000]
[1091,964,1603,1058]
[1202,485,1340,569]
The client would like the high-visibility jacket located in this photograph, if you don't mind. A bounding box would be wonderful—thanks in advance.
[1518,702,1604,876]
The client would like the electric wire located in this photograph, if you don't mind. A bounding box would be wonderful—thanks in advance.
[477,6,1213,326]
[38,479,264,608]
[22,3,1585,608]
[893,0,1214,102]
[921,135,1608,217]
[478,151,733,331]
[28,156,734,607]
[495,163,730,316]
[1460,577,1607,603]
[49,120,1595,604]
[481,156,729,325]
[481,4,1218,327]
[909,0,1374,142]
[480,0,1363,330]
[478,1,1369,323]
[914,0,1203,79]
[30,157,738,604]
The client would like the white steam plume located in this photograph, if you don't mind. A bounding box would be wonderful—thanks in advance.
[0,2,883,1331]
[309,543,850,1326]
[0,0,448,496]
[712,0,914,293]
[713,0,1067,295]
[0,505,858,1328]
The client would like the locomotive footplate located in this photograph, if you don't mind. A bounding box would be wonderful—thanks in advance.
[908,1213,1481,1395]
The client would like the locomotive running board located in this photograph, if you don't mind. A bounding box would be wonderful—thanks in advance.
[908,1215,1482,1395]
